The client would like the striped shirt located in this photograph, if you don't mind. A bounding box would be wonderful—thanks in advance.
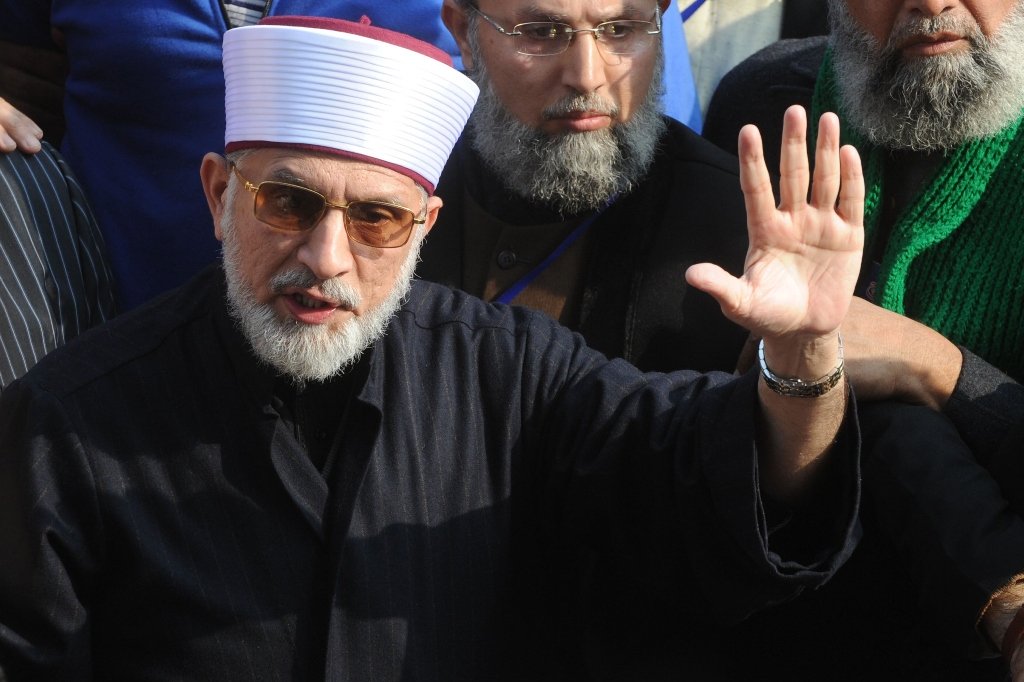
[222,0,268,28]
[0,141,116,391]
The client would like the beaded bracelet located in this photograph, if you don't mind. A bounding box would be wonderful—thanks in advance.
[758,336,845,398]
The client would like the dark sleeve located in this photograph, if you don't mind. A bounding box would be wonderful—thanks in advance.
[0,380,100,679]
[0,142,116,391]
[0,0,56,47]
[0,0,65,140]
[0,39,67,143]
[858,400,1024,657]
[51,143,118,328]
[945,348,1024,458]
[944,349,1024,516]
[680,371,860,623]
[536,348,861,627]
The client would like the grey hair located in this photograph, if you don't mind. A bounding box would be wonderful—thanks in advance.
[827,0,1024,149]
[459,3,667,214]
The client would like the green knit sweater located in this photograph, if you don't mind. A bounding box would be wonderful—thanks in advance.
[812,48,1024,381]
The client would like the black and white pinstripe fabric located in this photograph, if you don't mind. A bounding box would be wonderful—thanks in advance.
[0,142,116,391]
[222,0,267,28]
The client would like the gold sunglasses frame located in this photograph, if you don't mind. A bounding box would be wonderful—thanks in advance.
[230,162,425,248]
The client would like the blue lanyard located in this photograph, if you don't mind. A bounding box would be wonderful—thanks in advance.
[680,0,707,22]
[494,201,614,305]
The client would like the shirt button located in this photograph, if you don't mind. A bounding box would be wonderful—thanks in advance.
[497,249,517,269]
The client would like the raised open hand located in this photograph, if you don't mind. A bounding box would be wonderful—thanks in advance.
[686,105,863,345]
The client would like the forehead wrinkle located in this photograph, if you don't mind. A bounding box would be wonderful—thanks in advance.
[511,1,651,23]
[359,192,419,208]
[604,2,655,20]
[260,160,416,206]
[345,167,424,207]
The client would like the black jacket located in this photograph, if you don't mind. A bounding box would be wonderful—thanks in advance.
[419,117,751,374]
[704,36,826,175]
[0,266,861,681]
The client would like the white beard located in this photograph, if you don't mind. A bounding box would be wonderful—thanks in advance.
[220,196,423,385]
[464,25,667,215]
[829,0,1024,150]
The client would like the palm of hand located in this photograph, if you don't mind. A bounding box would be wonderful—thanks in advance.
[738,198,863,339]
[687,106,864,343]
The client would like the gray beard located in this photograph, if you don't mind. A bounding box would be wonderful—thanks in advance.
[220,191,421,385]
[829,0,1024,150]
[465,38,667,215]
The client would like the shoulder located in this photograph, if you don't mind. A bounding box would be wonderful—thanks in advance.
[395,280,602,368]
[0,141,68,190]
[658,117,741,178]
[0,141,97,236]
[637,118,745,216]
[384,281,617,408]
[703,36,828,156]
[400,280,570,341]
[626,118,747,229]
[606,119,749,259]
[713,35,828,95]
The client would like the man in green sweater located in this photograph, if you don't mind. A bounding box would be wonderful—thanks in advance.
[705,0,1024,386]
[704,0,1024,678]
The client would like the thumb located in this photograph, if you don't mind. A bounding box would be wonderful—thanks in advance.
[686,263,743,315]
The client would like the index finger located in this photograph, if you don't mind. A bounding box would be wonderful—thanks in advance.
[737,123,776,228]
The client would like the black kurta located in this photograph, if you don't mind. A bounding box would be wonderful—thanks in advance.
[0,266,860,681]
[419,117,752,374]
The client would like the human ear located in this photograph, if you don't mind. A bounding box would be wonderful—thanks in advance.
[441,0,475,71]
[421,195,444,237]
[200,152,231,242]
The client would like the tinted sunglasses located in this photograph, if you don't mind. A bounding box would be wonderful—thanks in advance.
[231,163,425,248]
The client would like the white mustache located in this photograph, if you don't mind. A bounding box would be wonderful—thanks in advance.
[269,268,361,309]
[543,93,618,120]
[887,13,982,51]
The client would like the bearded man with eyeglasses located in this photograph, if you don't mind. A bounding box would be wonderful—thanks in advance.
[415,2,1024,680]
[418,0,752,375]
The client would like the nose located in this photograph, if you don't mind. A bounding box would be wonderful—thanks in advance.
[295,210,355,281]
[902,0,958,18]
[560,30,608,94]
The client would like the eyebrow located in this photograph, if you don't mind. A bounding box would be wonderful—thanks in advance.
[516,2,651,23]
[263,167,415,207]
[266,167,310,186]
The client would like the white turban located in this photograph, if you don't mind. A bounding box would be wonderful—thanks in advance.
[223,15,480,193]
